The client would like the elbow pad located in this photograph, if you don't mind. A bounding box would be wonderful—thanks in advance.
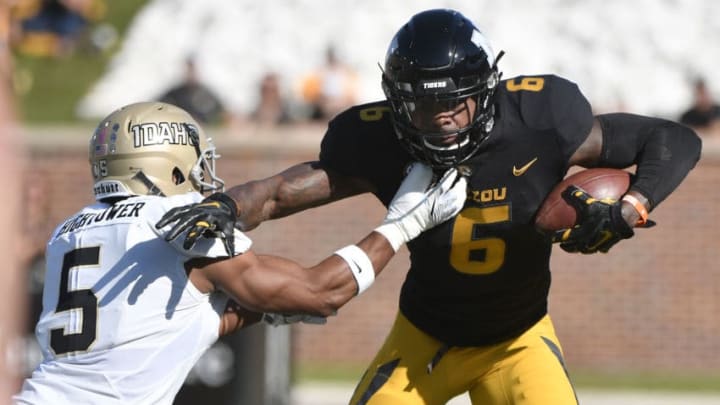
[597,113,702,208]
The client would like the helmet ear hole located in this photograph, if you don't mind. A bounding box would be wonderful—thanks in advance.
[172,167,186,185]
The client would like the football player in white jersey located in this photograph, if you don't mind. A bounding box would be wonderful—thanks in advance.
[14,101,467,405]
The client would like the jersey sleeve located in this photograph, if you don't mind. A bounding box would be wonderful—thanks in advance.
[318,102,412,206]
[512,75,594,161]
[149,193,252,259]
[318,107,369,178]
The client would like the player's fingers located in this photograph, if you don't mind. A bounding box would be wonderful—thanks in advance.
[551,228,574,243]
[561,185,594,211]
[220,221,236,235]
[553,224,594,249]
[221,234,235,257]
[219,221,237,251]
[559,241,580,253]
[436,168,458,192]
[155,206,189,229]
[182,223,212,250]
[583,230,615,253]
[164,214,204,241]
[402,162,434,193]
[449,175,467,199]
[303,316,327,325]
[597,236,622,253]
[182,235,199,251]
[190,221,215,238]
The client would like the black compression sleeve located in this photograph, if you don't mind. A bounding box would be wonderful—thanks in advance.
[597,113,702,209]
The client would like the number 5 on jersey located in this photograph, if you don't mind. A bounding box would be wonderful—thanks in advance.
[50,247,100,356]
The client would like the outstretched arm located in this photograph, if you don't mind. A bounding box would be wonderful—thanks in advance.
[156,161,374,253]
[195,230,394,319]
[206,231,393,336]
[226,161,373,231]
[190,164,467,334]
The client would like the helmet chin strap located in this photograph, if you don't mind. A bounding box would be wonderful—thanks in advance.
[131,171,166,197]
[422,136,469,151]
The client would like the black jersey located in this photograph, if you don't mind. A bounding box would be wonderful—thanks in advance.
[319,75,593,346]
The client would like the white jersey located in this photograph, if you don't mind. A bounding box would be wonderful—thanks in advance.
[14,193,252,405]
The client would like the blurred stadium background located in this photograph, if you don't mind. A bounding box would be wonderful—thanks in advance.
[3,0,720,404]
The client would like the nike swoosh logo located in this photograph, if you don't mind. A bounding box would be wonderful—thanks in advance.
[513,157,538,176]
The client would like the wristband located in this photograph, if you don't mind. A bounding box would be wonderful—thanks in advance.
[621,194,649,226]
[373,223,405,252]
[334,245,375,295]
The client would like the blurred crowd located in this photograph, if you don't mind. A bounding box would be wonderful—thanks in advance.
[8,0,109,58]
[679,77,720,138]
[5,1,720,137]
[154,45,359,128]
[6,1,361,127]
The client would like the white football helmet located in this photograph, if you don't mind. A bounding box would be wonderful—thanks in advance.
[89,101,224,200]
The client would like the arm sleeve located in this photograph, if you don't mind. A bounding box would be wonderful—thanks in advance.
[597,113,702,209]
[514,75,594,162]
[318,112,365,177]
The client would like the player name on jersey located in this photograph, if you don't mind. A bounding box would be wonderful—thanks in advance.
[56,202,146,237]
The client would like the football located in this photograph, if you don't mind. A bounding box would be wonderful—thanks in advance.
[534,168,631,232]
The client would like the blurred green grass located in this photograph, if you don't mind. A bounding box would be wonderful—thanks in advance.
[570,370,720,393]
[13,0,146,123]
[294,363,720,393]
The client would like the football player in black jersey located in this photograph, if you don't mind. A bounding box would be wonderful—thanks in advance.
[157,9,702,405]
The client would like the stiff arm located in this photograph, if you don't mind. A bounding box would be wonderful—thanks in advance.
[225,161,374,231]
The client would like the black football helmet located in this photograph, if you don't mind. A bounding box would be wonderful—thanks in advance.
[382,9,502,169]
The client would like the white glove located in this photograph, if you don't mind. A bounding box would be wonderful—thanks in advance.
[262,313,328,327]
[375,163,467,251]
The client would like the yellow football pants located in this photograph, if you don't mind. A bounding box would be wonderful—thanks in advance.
[349,312,577,405]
